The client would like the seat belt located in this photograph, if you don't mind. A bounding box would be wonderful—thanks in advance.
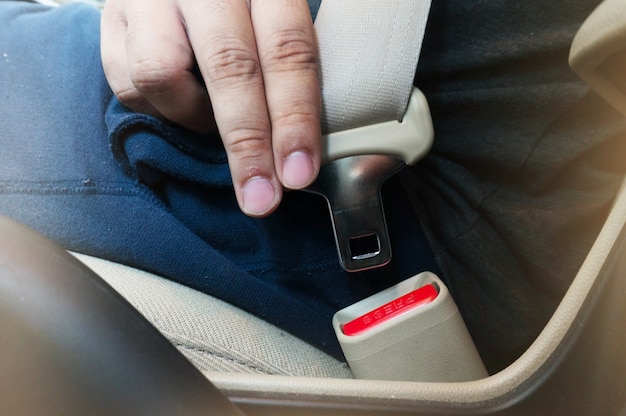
[305,0,434,272]
[310,4,487,381]
[316,0,432,133]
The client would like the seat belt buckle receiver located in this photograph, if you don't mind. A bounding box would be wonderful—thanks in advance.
[304,88,434,272]
[332,272,487,382]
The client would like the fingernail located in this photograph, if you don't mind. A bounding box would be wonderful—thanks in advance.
[242,177,278,215]
[282,151,315,189]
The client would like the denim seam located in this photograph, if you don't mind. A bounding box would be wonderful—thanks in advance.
[0,180,166,208]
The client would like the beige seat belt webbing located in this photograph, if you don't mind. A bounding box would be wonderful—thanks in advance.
[315,0,433,134]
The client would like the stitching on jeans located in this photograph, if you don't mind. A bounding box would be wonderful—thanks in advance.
[0,180,165,208]
[0,182,139,195]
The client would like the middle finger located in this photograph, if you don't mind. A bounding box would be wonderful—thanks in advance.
[182,0,280,216]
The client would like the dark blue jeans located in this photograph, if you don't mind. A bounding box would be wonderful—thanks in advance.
[1,0,624,372]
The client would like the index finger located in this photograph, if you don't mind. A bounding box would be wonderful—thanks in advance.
[182,0,280,216]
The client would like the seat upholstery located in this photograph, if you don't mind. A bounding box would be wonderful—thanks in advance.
[71,252,353,379]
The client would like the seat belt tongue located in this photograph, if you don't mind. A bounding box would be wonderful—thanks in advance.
[304,88,434,272]
[306,154,404,272]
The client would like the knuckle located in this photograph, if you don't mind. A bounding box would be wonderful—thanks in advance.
[104,74,144,109]
[262,29,318,73]
[224,127,270,159]
[114,86,158,117]
[114,85,144,108]
[272,112,320,153]
[203,37,261,84]
[273,110,318,130]
[129,57,182,95]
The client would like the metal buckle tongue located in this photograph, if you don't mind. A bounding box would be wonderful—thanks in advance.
[303,88,434,272]
[305,155,405,271]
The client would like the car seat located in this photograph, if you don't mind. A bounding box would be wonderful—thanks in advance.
[2,0,626,414]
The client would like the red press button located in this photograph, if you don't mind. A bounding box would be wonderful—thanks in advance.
[342,284,439,336]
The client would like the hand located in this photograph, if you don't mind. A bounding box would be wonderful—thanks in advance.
[101,0,321,217]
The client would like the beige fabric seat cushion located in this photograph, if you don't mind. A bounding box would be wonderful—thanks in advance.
[71,253,353,379]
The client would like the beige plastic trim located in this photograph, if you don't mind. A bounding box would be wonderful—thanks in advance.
[207,175,626,407]
[321,88,434,165]
[333,272,487,382]
[570,0,626,117]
